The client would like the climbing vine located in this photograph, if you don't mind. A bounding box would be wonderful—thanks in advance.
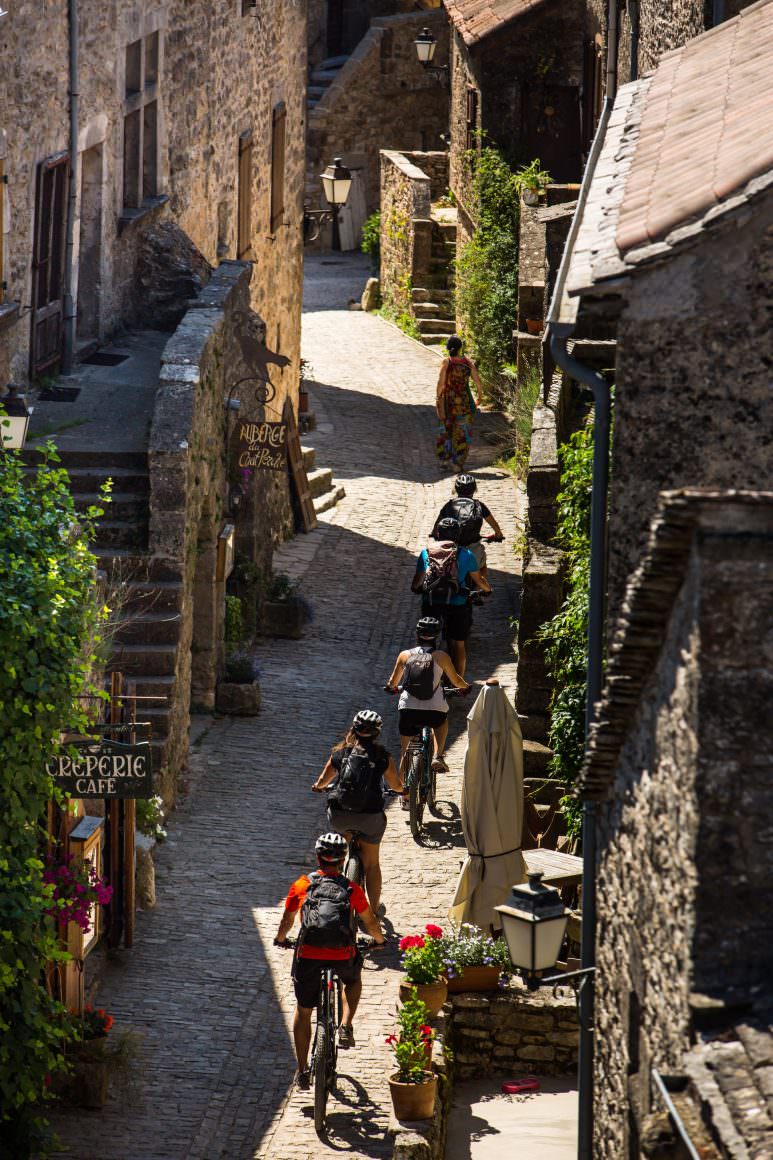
[0,441,105,1155]
[537,426,593,838]
[455,143,521,397]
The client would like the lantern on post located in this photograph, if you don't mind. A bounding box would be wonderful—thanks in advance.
[1,385,32,450]
[495,871,570,983]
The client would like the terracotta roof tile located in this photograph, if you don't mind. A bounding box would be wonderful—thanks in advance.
[616,0,773,254]
[442,0,555,45]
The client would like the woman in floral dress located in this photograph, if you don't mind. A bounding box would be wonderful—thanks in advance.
[435,335,482,470]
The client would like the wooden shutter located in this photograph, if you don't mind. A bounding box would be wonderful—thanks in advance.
[270,103,286,234]
[237,129,253,259]
[31,152,69,376]
[465,87,479,152]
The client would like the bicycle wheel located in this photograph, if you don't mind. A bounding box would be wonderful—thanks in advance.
[343,843,363,888]
[409,753,425,840]
[427,760,438,814]
[313,1019,329,1135]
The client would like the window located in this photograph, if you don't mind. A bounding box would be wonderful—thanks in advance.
[270,102,286,234]
[237,130,253,259]
[465,87,479,153]
[122,33,161,211]
[242,0,258,14]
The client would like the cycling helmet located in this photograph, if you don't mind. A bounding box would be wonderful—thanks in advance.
[352,709,382,738]
[416,616,441,643]
[436,516,460,543]
[454,473,477,497]
[315,832,347,863]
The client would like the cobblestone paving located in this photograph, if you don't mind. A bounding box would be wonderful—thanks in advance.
[51,254,524,1160]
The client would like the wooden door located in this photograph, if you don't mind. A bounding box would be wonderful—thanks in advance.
[31,152,69,377]
[520,84,582,184]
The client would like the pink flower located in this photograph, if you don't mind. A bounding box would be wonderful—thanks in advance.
[425,924,443,940]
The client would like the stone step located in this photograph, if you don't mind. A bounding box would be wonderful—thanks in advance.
[121,580,184,616]
[62,465,150,495]
[310,68,342,84]
[93,550,183,584]
[130,675,176,700]
[94,520,148,551]
[23,447,149,471]
[413,303,454,320]
[306,465,333,499]
[302,445,316,472]
[308,85,327,99]
[74,491,149,522]
[523,739,554,776]
[318,54,349,70]
[419,332,454,345]
[417,318,457,335]
[314,484,345,516]
[135,706,172,742]
[412,287,453,303]
[107,644,178,678]
[112,611,183,647]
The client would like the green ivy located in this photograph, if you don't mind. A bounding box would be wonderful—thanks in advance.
[360,211,381,270]
[455,144,520,394]
[537,426,593,838]
[0,441,105,1155]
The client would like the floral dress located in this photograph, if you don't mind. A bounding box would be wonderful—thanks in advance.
[436,357,476,469]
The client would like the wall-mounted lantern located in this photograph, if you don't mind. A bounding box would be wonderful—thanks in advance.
[414,28,449,84]
[303,157,353,249]
[1,385,32,450]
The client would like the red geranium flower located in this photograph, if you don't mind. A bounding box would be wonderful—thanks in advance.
[385,1034,397,1045]
[420,1025,433,1039]
[399,934,426,951]
[425,924,443,939]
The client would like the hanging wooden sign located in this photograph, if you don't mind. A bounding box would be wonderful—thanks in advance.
[284,398,317,532]
[47,738,153,799]
[236,419,287,470]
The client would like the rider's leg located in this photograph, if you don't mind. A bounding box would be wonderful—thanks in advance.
[341,976,363,1027]
[449,637,467,677]
[358,841,382,915]
[293,1005,314,1071]
[432,717,449,759]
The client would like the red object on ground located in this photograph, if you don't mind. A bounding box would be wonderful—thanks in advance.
[501,1077,541,1094]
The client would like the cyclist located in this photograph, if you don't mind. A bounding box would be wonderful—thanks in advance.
[274,833,384,1088]
[312,710,406,917]
[411,516,491,678]
[432,473,504,578]
[385,617,469,775]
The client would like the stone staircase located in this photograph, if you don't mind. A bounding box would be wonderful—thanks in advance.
[411,211,457,349]
[305,55,349,213]
[302,444,344,516]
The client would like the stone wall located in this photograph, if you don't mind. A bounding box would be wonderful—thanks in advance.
[306,10,449,239]
[586,492,773,1156]
[447,988,579,1080]
[606,191,773,626]
[379,150,433,312]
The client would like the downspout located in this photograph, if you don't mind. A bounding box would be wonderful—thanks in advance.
[62,0,78,374]
[606,0,619,103]
[629,0,640,82]
[544,97,614,1160]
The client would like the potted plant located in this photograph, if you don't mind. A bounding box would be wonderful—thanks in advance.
[386,990,437,1122]
[398,924,448,1017]
[438,923,514,993]
[516,158,551,206]
[43,852,112,936]
[260,573,309,640]
[53,1006,139,1108]
[217,646,261,715]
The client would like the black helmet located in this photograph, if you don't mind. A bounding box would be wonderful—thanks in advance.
[454,473,477,497]
[315,832,347,864]
[436,517,460,543]
[352,709,382,738]
[417,616,441,643]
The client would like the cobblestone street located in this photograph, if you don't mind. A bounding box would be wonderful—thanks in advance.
[51,254,525,1160]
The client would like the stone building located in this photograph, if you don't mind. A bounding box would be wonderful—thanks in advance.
[308,0,442,67]
[580,490,773,1158]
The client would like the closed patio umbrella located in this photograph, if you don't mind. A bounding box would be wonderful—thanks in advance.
[449,680,526,930]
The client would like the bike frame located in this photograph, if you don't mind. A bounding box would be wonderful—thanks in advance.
[311,965,342,1135]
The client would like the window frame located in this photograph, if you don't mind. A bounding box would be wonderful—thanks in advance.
[237,129,254,260]
[122,33,162,212]
[270,102,287,235]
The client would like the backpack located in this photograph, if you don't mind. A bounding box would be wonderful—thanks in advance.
[449,497,483,546]
[402,647,438,701]
[329,744,383,813]
[422,543,459,602]
[300,872,354,949]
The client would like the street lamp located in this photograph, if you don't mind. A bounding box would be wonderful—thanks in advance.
[496,872,570,984]
[413,28,449,83]
[0,385,32,451]
[303,157,353,250]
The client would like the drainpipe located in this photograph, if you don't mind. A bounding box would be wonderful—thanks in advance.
[62,0,79,374]
[606,0,619,103]
[629,0,640,82]
[544,97,614,1160]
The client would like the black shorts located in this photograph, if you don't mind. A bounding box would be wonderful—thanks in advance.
[425,601,473,642]
[293,951,363,1009]
[399,708,448,737]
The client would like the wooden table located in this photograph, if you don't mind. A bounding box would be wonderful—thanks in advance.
[524,848,583,889]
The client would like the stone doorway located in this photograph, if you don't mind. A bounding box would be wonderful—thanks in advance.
[76,145,104,341]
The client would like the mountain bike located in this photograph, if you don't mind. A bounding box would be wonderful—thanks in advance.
[311,965,343,1136]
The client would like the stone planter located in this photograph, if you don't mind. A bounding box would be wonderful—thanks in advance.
[446,965,501,994]
[399,978,448,1019]
[261,598,306,640]
[522,187,540,206]
[388,1070,437,1122]
[216,680,261,715]
[53,1042,111,1107]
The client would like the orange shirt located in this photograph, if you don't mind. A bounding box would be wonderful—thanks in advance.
[285,871,369,960]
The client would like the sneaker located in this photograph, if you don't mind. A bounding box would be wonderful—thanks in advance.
[400,795,410,810]
[376,902,386,919]
[432,757,449,773]
[338,1024,355,1050]
[295,1069,311,1091]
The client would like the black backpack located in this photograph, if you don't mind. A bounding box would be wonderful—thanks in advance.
[449,497,483,546]
[329,744,383,813]
[300,872,354,949]
[422,543,459,602]
[402,647,438,700]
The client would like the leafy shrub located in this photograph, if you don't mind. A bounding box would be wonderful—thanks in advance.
[136,795,167,843]
[225,595,243,643]
[386,990,433,1084]
[360,211,381,269]
[497,362,541,480]
[224,647,258,684]
[267,573,300,603]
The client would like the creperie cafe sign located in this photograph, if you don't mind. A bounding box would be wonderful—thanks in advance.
[47,739,153,799]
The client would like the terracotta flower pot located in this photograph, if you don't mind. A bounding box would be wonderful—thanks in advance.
[446,965,502,994]
[525,318,543,335]
[388,1070,437,1122]
[399,978,448,1019]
